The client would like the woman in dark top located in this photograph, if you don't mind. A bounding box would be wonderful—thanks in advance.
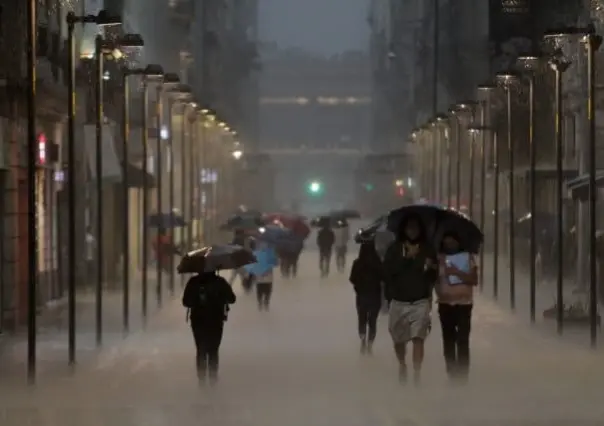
[349,242,383,354]
[182,270,236,384]
[383,215,438,385]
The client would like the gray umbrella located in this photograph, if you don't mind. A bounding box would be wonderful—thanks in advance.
[177,244,257,273]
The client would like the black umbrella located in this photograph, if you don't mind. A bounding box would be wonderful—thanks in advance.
[329,209,361,219]
[148,210,186,228]
[354,216,387,243]
[310,216,348,228]
[177,244,257,273]
[387,204,483,253]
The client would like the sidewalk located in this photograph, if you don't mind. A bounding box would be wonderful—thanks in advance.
[481,253,603,350]
[0,269,182,381]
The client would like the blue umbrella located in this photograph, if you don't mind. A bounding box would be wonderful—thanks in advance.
[148,210,186,228]
[244,246,278,276]
[256,224,303,252]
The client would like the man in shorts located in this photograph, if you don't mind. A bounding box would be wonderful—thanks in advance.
[383,216,438,385]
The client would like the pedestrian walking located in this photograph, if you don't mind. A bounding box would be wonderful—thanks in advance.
[349,242,383,354]
[334,223,350,272]
[229,230,254,291]
[245,241,278,311]
[317,226,335,277]
[383,215,438,385]
[182,267,236,384]
[435,231,477,383]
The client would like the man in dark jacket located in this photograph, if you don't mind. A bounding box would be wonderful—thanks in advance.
[182,270,236,384]
[349,242,383,354]
[383,215,437,385]
[317,226,335,277]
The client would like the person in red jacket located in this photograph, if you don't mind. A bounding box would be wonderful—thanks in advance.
[152,228,180,272]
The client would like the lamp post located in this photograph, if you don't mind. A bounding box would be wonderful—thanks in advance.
[516,55,540,323]
[496,71,520,311]
[476,83,497,292]
[163,83,189,296]
[154,73,180,305]
[65,8,120,366]
[543,44,571,334]
[434,114,448,205]
[26,0,36,382]
[94,33,144,347]
[121,64,163,331]
[452,102,476,210]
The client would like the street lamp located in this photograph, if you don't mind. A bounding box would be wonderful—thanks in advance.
[542,36,571,334]
[64,8,121,368]
[495,70,520,311]
[452,101,477,210]
[434,114,449,204]
[121,64,163,331]
[139,68,165,321]
[94,33,144,347]
[516,54,541,323]
[476,83,497,293]
[154,72,181,306]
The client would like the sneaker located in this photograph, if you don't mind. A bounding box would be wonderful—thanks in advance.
[360,336,367,354]
[398,364,408,384]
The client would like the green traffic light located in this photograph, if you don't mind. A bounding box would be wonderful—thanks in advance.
[307,180,323,195]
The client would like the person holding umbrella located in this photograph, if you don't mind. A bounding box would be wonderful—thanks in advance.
[349,242,383,354]
[383,215,438,385]
[179,245,254,384]
[245,240,279,311]
[333,219,350,272]
[435,231,477,383]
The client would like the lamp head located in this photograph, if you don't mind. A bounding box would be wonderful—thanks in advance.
[95,10,122,26]
[163,72,180,84]
[143,64,164,77]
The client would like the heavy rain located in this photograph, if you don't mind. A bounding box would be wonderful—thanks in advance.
[0,0,604,425]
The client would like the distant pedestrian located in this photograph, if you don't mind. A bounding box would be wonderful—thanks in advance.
[317,226,335,277]
[229,230,253,290]
[182,268,236,384]
[435,231,477,383]
[349,242,383,354]
[334,223,350,272]
[383,215,437,385]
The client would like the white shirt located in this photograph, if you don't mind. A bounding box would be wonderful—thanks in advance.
[333,226,350,248]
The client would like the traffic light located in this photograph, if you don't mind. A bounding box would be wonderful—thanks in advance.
[307,180,323,196]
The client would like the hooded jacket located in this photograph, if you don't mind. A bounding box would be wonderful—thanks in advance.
[349,243,383,300]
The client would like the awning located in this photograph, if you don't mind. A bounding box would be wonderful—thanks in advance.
[565,172,604,201]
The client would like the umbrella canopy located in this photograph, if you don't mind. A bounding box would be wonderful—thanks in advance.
[329,209,361,219]
[177,244,256,273]
[354,216,387,243]
[310,216,348,228]
[264,213,311,239]
[220,214,267,231]
[254,224,304,252]
[148,210,186,228]
[234,206,264,218]
[244,246,279,276]
[387,204,483,253]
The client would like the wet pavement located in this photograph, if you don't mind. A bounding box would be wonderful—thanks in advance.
[1,250,603,425]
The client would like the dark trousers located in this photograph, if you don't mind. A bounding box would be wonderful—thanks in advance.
[335,246,347,271]
[191,320,224,377]
[281,252,300,278]
[256,282,273,308]
[319,249,332,276]
[356,295,381,341]
[438,303,473,378]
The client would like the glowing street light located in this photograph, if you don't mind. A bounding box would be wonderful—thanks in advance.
[232,149,243,160]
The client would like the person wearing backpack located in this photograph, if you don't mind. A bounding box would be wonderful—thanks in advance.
[182,268,236,384]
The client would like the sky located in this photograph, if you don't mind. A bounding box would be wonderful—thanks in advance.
[258,0,370,55]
